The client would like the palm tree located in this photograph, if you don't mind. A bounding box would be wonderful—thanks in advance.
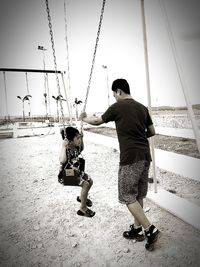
[17,95,32,122]
[52,95,66,122]
[73,98,82,120]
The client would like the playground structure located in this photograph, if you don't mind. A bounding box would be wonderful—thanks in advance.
[0,67,73,138]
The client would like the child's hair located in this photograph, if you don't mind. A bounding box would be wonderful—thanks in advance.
[111,78,130,94]
[60,126,80,141]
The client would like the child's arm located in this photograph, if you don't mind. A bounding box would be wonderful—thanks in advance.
[59,139,69,164]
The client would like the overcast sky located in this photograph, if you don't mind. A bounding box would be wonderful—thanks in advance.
[0,0,200,117]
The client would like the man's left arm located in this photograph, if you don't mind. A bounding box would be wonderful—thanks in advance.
[146,124,155,138]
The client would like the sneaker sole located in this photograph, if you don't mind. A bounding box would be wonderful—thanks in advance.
[145,231,162,251]
[123,235,145,242]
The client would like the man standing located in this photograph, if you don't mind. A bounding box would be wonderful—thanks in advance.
[80,78,161,251]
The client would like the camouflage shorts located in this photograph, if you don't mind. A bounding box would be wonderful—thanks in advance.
[118,160,150,205]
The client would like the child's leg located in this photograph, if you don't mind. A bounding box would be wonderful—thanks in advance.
[88,177,93,189]
[77,177,93,206]
[80,180,90,211]
[77,176,95,217]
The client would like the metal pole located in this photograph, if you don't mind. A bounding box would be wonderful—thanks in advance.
[102,65,110,107]
[140,0,157,193]
[22,101,25,122]
[43,49,48,119]
[38,46,48,120]
[159,0,200,153]
[56,100,59,123]
[61,72,72,124]
[46,73,51,117]
[64,0,73,122]
[0,68,64,74]
[106,68,110,107]
[3,72,9,127]
[25,72,31,119]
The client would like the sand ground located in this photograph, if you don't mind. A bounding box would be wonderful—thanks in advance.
[0,131,200,267]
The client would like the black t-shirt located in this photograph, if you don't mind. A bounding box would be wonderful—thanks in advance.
[102,98,153,165]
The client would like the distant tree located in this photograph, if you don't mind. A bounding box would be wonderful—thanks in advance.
[52,95,66,122]
[73,98,82,120]
[17,95,32,122]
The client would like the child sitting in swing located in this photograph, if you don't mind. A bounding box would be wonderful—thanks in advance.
[59,126,95,217]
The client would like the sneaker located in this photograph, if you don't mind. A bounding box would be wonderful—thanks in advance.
[145,225,161,251]
[76,196,93,207]
[123,224,145,241]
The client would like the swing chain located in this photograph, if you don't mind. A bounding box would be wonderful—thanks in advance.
[83,0,106,113]
[45,0,65,125]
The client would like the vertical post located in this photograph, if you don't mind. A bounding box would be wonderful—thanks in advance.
[3,72,9,127]
[106,67,110,107]
[42,49,48,120]
[25,72,31,120]
[46,73,51,117]
[140,0,157,193]
[56,100,59,123]
[159,0,200,153]
[38,45,48,120]
[22,101,25,122]
[61,72,72,124]
[64,0,73,123]
[102,65,110,107]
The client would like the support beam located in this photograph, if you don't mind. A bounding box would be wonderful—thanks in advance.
[140,0,157,193]
[0,68,65,74]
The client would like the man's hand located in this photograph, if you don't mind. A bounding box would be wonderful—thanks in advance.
[79,112,87,121]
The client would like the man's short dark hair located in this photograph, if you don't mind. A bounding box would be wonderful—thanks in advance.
[111,79,130,94]
[60,126,80,140]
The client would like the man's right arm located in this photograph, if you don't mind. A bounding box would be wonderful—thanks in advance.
[82,115,104,126]
[79,111,105,125]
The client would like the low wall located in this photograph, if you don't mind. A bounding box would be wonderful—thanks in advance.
[152,114,200,129]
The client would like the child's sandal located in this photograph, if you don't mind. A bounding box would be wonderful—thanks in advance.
[76,196,93,207]
[77,208,95,217]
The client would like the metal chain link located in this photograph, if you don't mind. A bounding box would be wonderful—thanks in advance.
[45,0,106,132]
[45,0,65,126]
[82,0,106,113]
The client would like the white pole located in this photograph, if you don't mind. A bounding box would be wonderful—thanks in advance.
[64,0,73,124]
[3,72,9,127]
[46,73,51,117]
[25,73,32,120]
[159,0,200,153]
[140,0,157,193]
[106,67,110,107]
[61,72,72,125]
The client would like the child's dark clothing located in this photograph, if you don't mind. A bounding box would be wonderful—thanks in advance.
[58,146,89,186]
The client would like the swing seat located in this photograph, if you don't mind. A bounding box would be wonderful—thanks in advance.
[58,168,81,186]
[58,157,86,186]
